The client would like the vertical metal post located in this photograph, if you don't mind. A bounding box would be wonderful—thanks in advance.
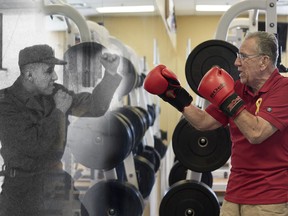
[186,169,202,182]
[265,0,277,34]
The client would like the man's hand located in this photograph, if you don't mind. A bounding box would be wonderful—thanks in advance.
[100,53,120,76]
[54,89,73,114]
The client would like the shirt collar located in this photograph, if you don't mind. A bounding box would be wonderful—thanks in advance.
[9,77,32,104]
[8,77,43,110]
[244,68,280,96]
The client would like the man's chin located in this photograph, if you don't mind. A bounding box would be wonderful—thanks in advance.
[239,77,247,84]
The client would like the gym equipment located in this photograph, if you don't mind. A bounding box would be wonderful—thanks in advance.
[168,160,213,188]
[81,179,144,216]
[215,0,278,40]
[42,3,91,42]
[172,117,231,172]
[147,104,156,126]
[87,20,111,49]
[114,106,149,148]
[185,39,239,96]
[153,135,168,159]
[116,155,156,199]
[115,106,156,156]
[134,105,154,128]
[63,41,139,98]
[138,145,161,172]
[134,155,156,199]
[68,111,134,170]
[68,106,153,171]
[159,180,220,216]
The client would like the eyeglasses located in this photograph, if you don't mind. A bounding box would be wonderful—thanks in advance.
[236,52,262,60]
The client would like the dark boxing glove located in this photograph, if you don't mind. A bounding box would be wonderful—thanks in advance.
[144,64,192,112]
[198,66,245,118]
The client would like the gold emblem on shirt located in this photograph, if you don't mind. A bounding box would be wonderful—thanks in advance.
[255,98,262,115]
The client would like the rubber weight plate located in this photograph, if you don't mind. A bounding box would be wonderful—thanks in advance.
[172,118,231,172]
[68,111,134,170]
[159,180,220,216]
[185,39,239,96]
[81,180,144,216]
[168,160,213,188]
[134,155,155,199]
[138,145,161,172]
[115,106,147,146]
[154,135,168,159]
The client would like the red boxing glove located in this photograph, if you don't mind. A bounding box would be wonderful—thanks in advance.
[144,64,193,112]
[198,66,245,118]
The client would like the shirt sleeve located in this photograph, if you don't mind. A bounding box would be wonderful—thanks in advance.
[257,82,288,131]
[205,103,229,126]
[69,72,122,117]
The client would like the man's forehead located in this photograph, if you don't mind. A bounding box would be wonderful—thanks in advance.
[39,63,55,70]
[29,62,54,68]
[32,63,55,74]
[240,38,257,52]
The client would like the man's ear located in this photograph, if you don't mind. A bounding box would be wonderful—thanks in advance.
[260,56,269,70]
[27,72,33,81]
[23,70,33,82]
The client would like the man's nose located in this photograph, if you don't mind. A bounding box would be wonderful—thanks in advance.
[52,71,58,81]
[234,57,241,66]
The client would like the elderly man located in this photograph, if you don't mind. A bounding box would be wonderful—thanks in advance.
[0,44,122,216]
[144,31,288,216]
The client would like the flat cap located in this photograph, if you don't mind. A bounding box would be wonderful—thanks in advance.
[18,44,66,67]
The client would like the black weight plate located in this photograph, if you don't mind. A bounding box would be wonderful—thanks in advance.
[154,135,168,159]
[133,140,144,156]
[114,111,136,151]
[159,180,220,216]
[139,146,161,172]
[172,118,231,172]
[135,106,153,128]
[134,155,155,199]
[147,104,156,126]
[68,111,134,170]
[185,39,239,96]
[81,180,144,216]
[115,106,147,146]
[168,160,213,188]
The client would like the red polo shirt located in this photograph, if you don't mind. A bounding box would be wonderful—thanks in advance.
[206,69,288,204]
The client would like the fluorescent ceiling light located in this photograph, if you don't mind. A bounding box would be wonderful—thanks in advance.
[96,5,155,13]
[196,5,231,12]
